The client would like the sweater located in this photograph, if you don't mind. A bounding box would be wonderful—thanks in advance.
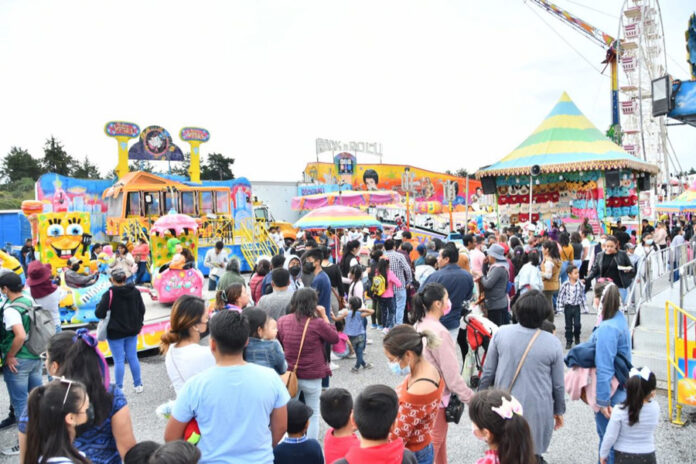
[277,315,338,379]
[480,264,509,310]
[390,376,444,452]
[94,284,145,339]
[599,400,659,458]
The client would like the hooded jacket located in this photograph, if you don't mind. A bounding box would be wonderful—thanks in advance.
[95,284,145,339]
[335,439,417,464]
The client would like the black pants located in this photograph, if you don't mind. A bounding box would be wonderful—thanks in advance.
[487,307,510,327]
[615,450,656,464]
[564,304,581,342]
[579,260,589,280]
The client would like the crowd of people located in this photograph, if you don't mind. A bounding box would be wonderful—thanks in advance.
[1,215,693,463]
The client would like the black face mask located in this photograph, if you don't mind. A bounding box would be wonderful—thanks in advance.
[289,266,301,277]
[76,404,96,436]
[302,262,315,274]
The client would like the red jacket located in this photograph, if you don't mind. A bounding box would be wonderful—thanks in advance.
[277,315,338,379]
[335,439,417,464]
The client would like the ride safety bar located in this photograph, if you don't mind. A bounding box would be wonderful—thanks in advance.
[665,300,696,425]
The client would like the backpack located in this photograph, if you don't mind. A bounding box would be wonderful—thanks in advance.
[370,274,386,297]
[10,300,56,356]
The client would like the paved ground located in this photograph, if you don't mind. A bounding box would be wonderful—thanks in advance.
[1,308,695,463]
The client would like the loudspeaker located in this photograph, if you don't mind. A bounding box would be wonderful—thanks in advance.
[481,177,497,195]
[606,170,620,188]
[531,165,541,177]
[637,175,651,191]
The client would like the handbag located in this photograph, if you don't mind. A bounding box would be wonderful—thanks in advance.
[331,287,347,311]
[507,329,541,392]
[444,393,465,424]
[96,289,113,342]
[280,318,310,398]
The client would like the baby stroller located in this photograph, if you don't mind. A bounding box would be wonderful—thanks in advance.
[462,313,497,388]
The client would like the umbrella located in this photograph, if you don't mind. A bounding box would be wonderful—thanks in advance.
[655,180,696,214]
[291,190,400,210]
[293,205,382,230]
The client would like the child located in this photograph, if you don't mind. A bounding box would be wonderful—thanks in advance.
[599,367,659,464]
[331,320,354,360]
[263,317,279,340]
[124,441,161,464]
[592,279,612,324]
[376,257,402,332]
[343,296,375,373]
[556,264,587,349]
[320,388,360,464]
[468,390,535,464]
[334,384,417,464]
[243,308,287,375]
[273,400,324,464]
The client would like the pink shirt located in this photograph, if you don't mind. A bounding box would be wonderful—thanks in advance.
[332,332,349,354]
[476,449,500,464]
[381,270,402,298]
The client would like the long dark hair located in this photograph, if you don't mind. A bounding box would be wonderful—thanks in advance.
[161,295,205,353]
[601,284,622,321]
[215,282,244,310]
[542,240,560,260]
[510,246,526,278]
[410,282,446,323]
[377,258,389,278]
[25,380,91,464]
[340,240,361,277]
[620,369,657,426]
[291,287,319,321]
[244,307,268,339]
[559,232,570,247]
[468,390,535,464]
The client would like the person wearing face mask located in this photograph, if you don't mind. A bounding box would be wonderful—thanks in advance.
[160,295,215,394]
[283,255,304,292]
[24,379,93,464]
[585,236,635,302]
[634,233,660,294]
[383,325,443,464]
[18,329,137,463]
[412,283,474,464]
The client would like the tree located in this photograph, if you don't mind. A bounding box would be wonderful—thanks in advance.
[72,156,101,178]
[169,152,191,177]
[128,161,161,174]
[445,168,475,179]
[689,167,696,175]
[1,147,42,183]
[201,153,234,181]
[0,178,37,209]
[41,136,75,175]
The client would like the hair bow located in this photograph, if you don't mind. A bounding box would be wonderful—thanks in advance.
[629,366,651,381]
[73,328,98,348]
[73,328,111,390]
[491,396,524,420]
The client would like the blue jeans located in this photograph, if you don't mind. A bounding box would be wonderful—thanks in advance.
[414,443,434,464]
[135,261,150,284]
[208,275,219,292]
[294,378,322,440]
[3,358,42,418]
[560,261,569,284]
[394,287,407,326]
[595,388,626,464]
[349,334,366,369]
[379,297,396,328]
[108,335,142,388]
[618,287,627,303]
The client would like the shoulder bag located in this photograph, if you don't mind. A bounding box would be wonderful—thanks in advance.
[96,289,113,342]
[280,318,310,397]
[507,329,541,392]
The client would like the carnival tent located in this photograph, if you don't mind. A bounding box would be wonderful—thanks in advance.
[291,190,400,210]
[656,181,696,214]
[476,92,659,177]
[293,205,382,230]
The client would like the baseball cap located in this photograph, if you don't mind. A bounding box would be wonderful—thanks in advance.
[286,399,313,434]
[0,272,22,290]
[67,257,82,267]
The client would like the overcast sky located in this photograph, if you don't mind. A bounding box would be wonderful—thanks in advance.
[0,0,694,181]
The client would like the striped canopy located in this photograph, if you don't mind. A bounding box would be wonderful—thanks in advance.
[477,92,658,177]
[291,190,400,211]
[293,205,382,230]
[656,181,696,213]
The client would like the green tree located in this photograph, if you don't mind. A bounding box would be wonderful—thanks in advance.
[201,153,235,180]
[128,161,161,174]
[72,156,101,178]
[0,178,37,209]
[689,167,696,175]
[445,168,476,179]
[41,136,75,175]
[170,152,191,177]
[1,147,42,183]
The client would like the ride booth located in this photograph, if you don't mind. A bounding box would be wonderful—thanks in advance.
[476,92,658,232]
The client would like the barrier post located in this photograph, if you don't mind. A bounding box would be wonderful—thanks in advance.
[666,301,673,422]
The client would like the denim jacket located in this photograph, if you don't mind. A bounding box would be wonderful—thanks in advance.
[590,311,631,407]
[244,338,287,375]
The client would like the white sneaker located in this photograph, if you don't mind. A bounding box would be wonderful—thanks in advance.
[135,385,144,394]
[1,444,19,456]
[366,338,374,345]
[330,362,340,370]
[330,353,340,361]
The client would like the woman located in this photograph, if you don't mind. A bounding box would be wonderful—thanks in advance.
[131,237,150,285]
[515,249,543,296]
[541,241,561,317]
[339,240,361,282]
[180,248,196,270]
[95,269,145,392]
[412,283,474,464]
[580,229,592,280]
[653,222,668,250]
[634,232,661,293]
[249,259,271,304]
[320,246,346,317]
[160,295,215,394]
[243,307,287,375]
[277,288,338,440]
[26,260,64,332]
[591,284,631,464]
[570,231,584,272]
[479,290,565,463]
[585,236,635,302]
[213,282,249,313]
[25,379,92,464]
[19,329,137,463]
[216,257,245,293]
[559,232,574,284]
[283,254,304,292]
[109,243,135,283]
[510,246,526,280]
[383,324,443,464]
[476,244,510,326]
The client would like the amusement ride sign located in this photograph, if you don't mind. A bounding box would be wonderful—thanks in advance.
[315,138,383,159]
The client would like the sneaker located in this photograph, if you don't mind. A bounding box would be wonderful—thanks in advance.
[382,328,390,335]
[364,362,374,370]
[1,444,19,456]
[135,385,144,394]
[371,324,378,329]
[565,341,572,350]
[575,337,581,345]
[330,352,341,361]
[377,325,384,330]
[366,338,373,345]
[351,367,360,373]
[0,413,16,430]
[330,362,340,370]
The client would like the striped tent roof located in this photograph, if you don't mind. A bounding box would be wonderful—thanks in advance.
[655,180,696,213]
[476,92,659,177]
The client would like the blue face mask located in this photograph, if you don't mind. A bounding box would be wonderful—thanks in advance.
[388,360,411,376]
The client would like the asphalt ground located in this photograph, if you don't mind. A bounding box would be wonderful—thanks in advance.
[1,304,694,463]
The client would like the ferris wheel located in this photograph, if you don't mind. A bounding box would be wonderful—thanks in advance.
[617,0,674,185]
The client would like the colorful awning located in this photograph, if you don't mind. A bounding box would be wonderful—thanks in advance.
[291,190,401,210]
[476,92,659,177]
[293,205,382,230]
[655,181,696,213]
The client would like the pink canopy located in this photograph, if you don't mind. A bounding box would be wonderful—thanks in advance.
[292,190,400,211]
[151,213,199,236]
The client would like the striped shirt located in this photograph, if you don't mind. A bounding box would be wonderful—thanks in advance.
[556,280,587,313]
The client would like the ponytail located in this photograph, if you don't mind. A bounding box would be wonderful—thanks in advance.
[383,324,441,358]
[499,415,535,464]
[620,368,657,426]
[410,282,447,323]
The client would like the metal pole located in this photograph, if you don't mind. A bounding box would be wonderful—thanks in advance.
[529,176,534,222]
[449,201,454,232]
[406,191,410,230]
[465,177,470,227]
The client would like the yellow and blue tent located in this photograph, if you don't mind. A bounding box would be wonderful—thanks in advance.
[476,92,658,177]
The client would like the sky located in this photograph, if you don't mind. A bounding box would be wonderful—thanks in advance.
[0,0,694,182]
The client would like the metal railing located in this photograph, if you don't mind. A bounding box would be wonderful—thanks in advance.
[665,299,696,425]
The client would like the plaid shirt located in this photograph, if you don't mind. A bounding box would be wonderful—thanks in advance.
[384,250,412,286]
[556,280,587,313]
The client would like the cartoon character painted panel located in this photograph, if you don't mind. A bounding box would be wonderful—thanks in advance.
[36,212,91,273]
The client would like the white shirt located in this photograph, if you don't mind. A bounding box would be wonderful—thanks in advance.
[3,306,22,331]
[165,343,216,394]
[34,288,67,327]
[204,249,229,279]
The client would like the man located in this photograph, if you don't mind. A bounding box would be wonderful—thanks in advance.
[640,219,655,237]
[204,241,229,292]
[257,269,294,321]
[19,239,34,274]
[457,234,475,272]
[64,257,98,288]
[469,236,486,276]
[304,248,331,312]
[0,272,42,455]
[615,225,631,251]
[261,254,285,296]
[383,239,412,326]
[423,243,474,342]
[415,254,437,284]
[401,230,419,263]
[90,242,103,262]
[165,310,289,463]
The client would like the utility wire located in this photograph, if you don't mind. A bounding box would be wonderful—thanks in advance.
[563,0,618,20]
